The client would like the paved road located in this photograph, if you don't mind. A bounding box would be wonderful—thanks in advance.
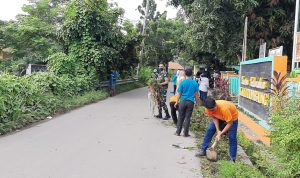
[0,87,202,178]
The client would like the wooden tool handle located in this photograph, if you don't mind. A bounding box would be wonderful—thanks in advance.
[211,140,218,149]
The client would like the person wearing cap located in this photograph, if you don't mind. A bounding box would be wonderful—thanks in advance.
[197,97,238,162]
[175,68,200,137]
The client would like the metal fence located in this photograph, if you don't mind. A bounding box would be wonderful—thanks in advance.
[99,78,139,88]
[229,77,240,96]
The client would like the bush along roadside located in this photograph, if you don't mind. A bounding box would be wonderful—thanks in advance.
[237,98,300,178]
[0,71,145,135]
[138,67,153,84]
[0,72,108,134]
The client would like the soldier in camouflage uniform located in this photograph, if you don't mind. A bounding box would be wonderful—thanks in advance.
[154,63,171,120]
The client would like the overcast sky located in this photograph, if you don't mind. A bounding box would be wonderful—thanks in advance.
[0,0,178,22]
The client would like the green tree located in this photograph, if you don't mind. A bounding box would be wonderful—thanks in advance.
[175,0,257,66]
[247,0,295,61]
[121,20,142,76]
[142,13,186,66]
[138,0,158,21]
[171,0,296,66]
[1,0,65,63]
[0,20,6,50]
[169,0,195,15]
[60,0,134,80]
[137,0,186,67]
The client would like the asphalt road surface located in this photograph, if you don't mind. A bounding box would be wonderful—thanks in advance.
[0,87,202,178]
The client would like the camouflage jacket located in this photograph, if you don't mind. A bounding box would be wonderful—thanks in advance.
[157,70,169,90]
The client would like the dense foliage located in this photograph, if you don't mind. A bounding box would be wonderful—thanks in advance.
[271,98,300,177]
[139,67,153,83]
[1,0,65,61]
[138,0,158,21]
[0,71,143,134]
[247,0,295,60]
[143,14,185,66]
[0,72,104,134]
[59,0,135,80]
[0,0,140,79]
[138,0,186,67]
[170,0,296,67]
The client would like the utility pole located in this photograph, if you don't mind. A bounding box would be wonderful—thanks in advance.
[292,0,299,70]
[140,0,150,67]
[242,16,248,62]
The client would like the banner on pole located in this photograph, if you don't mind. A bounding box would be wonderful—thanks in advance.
[293,0,300,69]
[259,43,266,58]
[269,46,283,57]
[296,33,300,62]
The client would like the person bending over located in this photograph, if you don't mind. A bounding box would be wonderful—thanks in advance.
[197,97,238,162]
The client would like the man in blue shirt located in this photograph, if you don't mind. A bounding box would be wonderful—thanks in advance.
[175,68,200,137]
[109,70,118,96]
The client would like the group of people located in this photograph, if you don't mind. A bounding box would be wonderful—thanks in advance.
[151,63,239,162]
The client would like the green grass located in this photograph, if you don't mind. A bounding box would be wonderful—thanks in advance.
[218,161,265,178]
[62,90,109,110]
[116,82,145,94]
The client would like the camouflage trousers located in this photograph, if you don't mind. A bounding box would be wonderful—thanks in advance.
[157,89,168,112]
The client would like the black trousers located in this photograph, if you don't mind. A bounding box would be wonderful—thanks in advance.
[173,85,177,94]
[169,102,178,125]
[176,100,194,136]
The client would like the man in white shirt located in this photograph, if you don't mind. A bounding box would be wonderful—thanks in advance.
[199,72,209,103]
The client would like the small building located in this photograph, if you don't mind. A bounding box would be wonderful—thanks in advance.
[26,64,48,75]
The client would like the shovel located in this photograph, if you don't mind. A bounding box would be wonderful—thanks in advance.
[206,140,218,162]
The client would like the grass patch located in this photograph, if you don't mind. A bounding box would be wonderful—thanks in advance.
[63,90,109,110]
[237,130,298,178]
[116,82,145,94]
[218,160,264,178]
[0,90,109,135]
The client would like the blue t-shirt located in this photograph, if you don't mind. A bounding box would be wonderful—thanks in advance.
[109,71,118,85]
[177,79,199,103]
[172,75,178,84]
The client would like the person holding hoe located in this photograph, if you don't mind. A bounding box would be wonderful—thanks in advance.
[196,97,239,162]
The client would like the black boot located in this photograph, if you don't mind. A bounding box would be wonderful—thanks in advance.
[155,108,162,118]
[163,109,171,120]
